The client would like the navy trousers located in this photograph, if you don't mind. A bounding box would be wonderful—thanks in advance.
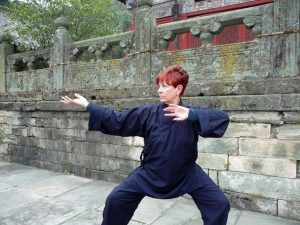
[101,178,230,225]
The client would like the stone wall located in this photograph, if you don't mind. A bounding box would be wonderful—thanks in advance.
[0,0,299,221]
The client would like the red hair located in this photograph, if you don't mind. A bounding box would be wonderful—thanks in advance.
[156,65,189,97]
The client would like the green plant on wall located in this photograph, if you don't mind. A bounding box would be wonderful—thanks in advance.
[0,129,4,144]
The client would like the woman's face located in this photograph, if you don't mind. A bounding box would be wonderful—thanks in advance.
[157,82,182,105]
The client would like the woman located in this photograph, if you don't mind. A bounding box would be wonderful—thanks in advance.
[61,65,230,225]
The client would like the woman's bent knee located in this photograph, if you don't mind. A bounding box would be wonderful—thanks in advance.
[220,195,230,212]
[105,191,122,209]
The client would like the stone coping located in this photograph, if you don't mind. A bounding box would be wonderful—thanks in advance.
[0,94,299,111]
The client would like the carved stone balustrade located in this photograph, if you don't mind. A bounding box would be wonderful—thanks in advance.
[65,31,134,63]
[243,15,262,36]
[157,4,265,47]
[159,30,175,50]
[6,49,50,72]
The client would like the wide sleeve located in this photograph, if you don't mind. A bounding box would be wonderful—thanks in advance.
[86,102,148,137]
[192,107,229,138]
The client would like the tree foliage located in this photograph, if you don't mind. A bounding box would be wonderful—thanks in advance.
[1,0,132,51]
[0,0,9,6]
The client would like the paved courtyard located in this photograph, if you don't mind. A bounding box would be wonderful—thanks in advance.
[0,161,299,225]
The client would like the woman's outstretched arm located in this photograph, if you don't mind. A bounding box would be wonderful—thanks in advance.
[60,93,148,137]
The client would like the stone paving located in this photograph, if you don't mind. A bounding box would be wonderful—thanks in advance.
[0,161,299,225]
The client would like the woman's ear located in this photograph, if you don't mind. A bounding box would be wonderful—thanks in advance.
[176,84,183,96]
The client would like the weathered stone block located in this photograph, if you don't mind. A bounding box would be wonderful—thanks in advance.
[224,123,271,138]
[23,146,39,160]
[95,156,138,174]
[229,156,296,178]
[0,124,12,135]
[154,39,272,82]
[0,102,36,111]
[38,139,72,152]
[65,119,88,130]
[53,128,86,141]
[0,111,20,117]
[198,137,238,155]
[118,159,140,174]
[240,138,300,159]
[12,126,28,136]
[7,68,52,92]
[100,156,137,174]
[65,111,90,120]
[0,144,8,154]
[0,153,9,161]
[219,171,300,201]
[35,118,53,128]
[32,111,88,120]
[197,153,228,170]
[15,92,43,101]
[132,136,144,146]
[69,141,84,155]
[2,135,18,145]
[40,149,70,164]
[6,117,36,126]
[86,169,126,183]
[8,144,25,159]
[225,191,277,215]
[44,86,154,101]
[0,117,6,124]
[274,125,300,140]
[93,98,156,111]
[185,94,300,111]
[185,77,300,97]
[87,131,131,145]
[65,60,135,90]
[18,136,39,148]
[31,111,53,119]
[69,164,87,177]
[36,101,84,112]
[30,160,68,173]
[68,153,86,167]
[116,146,142,161]
[278,200,300,221]
[71,142,117,157]
[208,169,218,185]
[36,118,88,130]
[284,112,300,123]
[29,125,84,140]
[297,161,300,178]
[28,127,54,139]
[229,111,283,125]
[28,159,41,169]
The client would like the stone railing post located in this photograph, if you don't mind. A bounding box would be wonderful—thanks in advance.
[0,33,14,93]
[134,0,158,85]
[50,16,72,90]
[272,0,300,77]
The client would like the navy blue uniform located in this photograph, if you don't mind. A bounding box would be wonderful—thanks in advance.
[87,102,230,225]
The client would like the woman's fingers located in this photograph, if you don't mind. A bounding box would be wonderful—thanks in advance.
[163,104,188,121]
[60,96,70,104]
[65,96,73,101]
[74,93,81,99]
[60,95,77,105]
[163,105,178,113]
[60,94,88,109]
[164,113,175,117]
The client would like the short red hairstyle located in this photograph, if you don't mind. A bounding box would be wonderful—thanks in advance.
[156,65,189,97]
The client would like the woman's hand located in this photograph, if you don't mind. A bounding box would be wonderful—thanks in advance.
[60,93,89,109]
[163,104,189,121]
